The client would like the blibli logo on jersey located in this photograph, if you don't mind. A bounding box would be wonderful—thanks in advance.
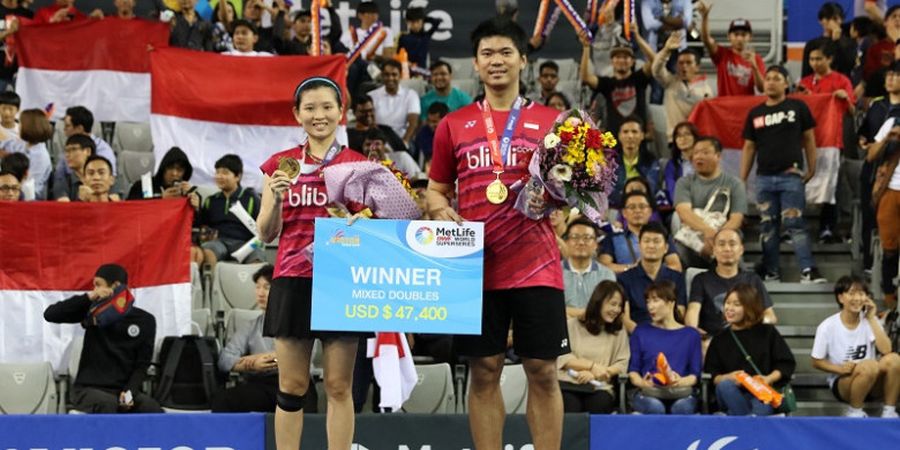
[466,146,524,170]
[752,110,797,129]
[288,184,328,207]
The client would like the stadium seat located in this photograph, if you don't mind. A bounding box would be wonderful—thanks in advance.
[223,308,263,345]
[117,150,155,189]
[211,262,267,312]
[454,78,481,99]
[191,308,213,337]
[403,363,455,414]
[685,267,708,300]
[400,78,428,97]
[0,362,59,414]
[556,80,583,106]
[190,262,204,310]
[532,58,580,82]
[500,364,528,414]
[195,185,219,201]
[442,57,475,81]
[112,122,153,153]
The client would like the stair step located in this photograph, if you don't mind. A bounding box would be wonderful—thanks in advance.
[773,303,835,326]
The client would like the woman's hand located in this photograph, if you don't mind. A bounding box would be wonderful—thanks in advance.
[575,370,595,384]
[268,170,291,199]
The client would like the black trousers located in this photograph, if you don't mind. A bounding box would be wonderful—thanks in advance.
[210,375,318,413]
[560,382,616,414]
[71,385,162,413]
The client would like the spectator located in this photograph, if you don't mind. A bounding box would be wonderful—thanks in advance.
[347,94,407,154]
[802,3,857,79]
[199,154,263,267]
[600,192,682,274]
[34,0,99,24]
[0,91,20,136]
[887,5,900,42]
[697,2,764,96]
[585,2,623,79]
[114,0,135,19]
[545,92,571,112]
[52,134,94,201]
[641,0,692,52]
[811,275,900,418]
[627,280,701,415]
[662,122,698,204]
[687,228,777,342]
[278,6,344,55]
[610,116,661,208]
[529,60,561,104]
[616,176,666,225]
[617,222,687,333]
[579,31,656,135]
[0,1,32,92]
[80,155,118,203]
[557,280,629,414]
[224,19,272,56]
[44,264,161,413]
[58,106,116,177]
[339,1,395,61]
[397,6,442,71]
[861,20,895,88]
[211,0,236,53]
[868,122,900,311]
[673,136,747,267]
[363,127,421,179]
[0,109,52,200]
[740,66,827,284]
[170,0,214,51]
[240,0,286,54]
[126,146,195,200]
[419,61,473,120]
[413,101,448,163]
[704,284,795,416]
[0,152,26,198]
[652,35,713,138]
[0,168,19,201]
[859,0,886,20]
[370,60,420,145]
[563,217,616,319]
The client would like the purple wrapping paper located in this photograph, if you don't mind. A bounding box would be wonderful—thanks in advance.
[322,161,421,219]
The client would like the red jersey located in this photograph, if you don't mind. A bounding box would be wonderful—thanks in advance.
[799,71,856,105]
[429,101,563,291]
[34,5,87,24]
[712,46,765,96]
[260,146,367,279]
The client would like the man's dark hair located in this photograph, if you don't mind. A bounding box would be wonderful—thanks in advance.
[427,101,450,117]
[405,7,425,21]
[232,18,259,35]
[429,60,452,74]
[357,1,379,16]
[887,5,900,20]
[215,154,243,177]
[84,155,113,173]
[563,216,599,240]
[0,91,20,108]
[0,168,20,182]
[1,152,29,181]
[694,136,723,153]
[619,115,645,131]
[833,275,871,309]
[623,190,653,209]
[808,39,835,58]
[65,106,94,133]
[470,16,528,57]
[851,16,875,38]
[382,59,402,72]
[677,47,702,63]
[293,9,311,21]
[352,93,374,110]
[639,221,669,241]
[253,264,275,283]
[65,134,96,154]
[539,60,559,74]
[364,127,387,143]
[817,2,844,21]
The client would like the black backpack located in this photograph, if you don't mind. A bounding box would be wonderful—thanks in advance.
[154,336,221,410]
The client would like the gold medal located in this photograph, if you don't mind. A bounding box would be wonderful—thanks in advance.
[278,157,301,179]
[486,178,508,204]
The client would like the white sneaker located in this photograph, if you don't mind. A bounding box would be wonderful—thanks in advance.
[845,408,868,418]
[882,407,899,418]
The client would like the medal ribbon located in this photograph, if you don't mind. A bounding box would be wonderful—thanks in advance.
[300,139,342,175]
[481,96,524,175]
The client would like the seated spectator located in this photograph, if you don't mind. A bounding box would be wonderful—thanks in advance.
[419,61,473,120]
[0,168,20,201]
[169,0,214,51]
[610,116,661,208]
[413,101,448,163]
[869,121,900,310]
[663,122,698,204]
[614,176,665,225]
[80,155,119,203]
[52,135,94,201]
[199,154,263,267]
[0,91,20,136]
[811,275,900,418]
[223,19,272,56]
[528,60,562,105]
[363,128,422,179]
[600,192,681,274]
[704,284,795,416]
[673,136,747,267]
[557,281,630,414]
[370,60,420,145]
[397,6,443,71]
[44,264,161,413]
[545,92,571,112]
[114,0,135,19]
[617,222,687,333]
[126,146,196,200]
[641,0,692,52]
[347,94,408,154]
[802,3,856,79]
[57,106,116,177]
[652,35,712,138]
[211,0,236,53]
[34,0,100,24]
[563,217,616,319]
[687,228,777,341]
[627,281,701,415]
[0,109,53,200]
[698,2,764,96]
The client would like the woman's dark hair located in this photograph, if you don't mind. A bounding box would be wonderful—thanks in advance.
[670,121,699,167]
[544,92,571,110]
[623,176,652,195]
[252,264,275,283]
[582,281,625,335]
[833,275,871,309]
[724,283,765,329]
[293,76,343,108]
[19,109,53,144]
[645,280,682,323]
[470,16,528,57]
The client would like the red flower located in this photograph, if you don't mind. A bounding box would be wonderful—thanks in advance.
[559,131,574,144]
[585,129,603,149]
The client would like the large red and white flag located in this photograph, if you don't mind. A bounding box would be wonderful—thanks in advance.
[0,200,193,370]
[15,18,170,122]
[689,94,848,204]
[150,49,348,187]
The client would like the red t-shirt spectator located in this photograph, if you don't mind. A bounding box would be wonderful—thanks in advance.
[799,71,857,105]
[34,4,86,24]
[863,38,895,81]
[712,46,765,96]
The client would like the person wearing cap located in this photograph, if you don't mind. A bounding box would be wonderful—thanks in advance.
[44,264,161,414]
[578,27,656,134]
[801,3,857,79]
[740,65,828,284]
[697,1,764,96]
[277,3,346,56]
[224,19,273,56]
[651,32,713,138]
[397,6,443,71]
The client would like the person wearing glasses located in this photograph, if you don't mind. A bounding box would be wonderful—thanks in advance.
[600,191,683,274]
[562,217,616,319]
[0,168,20,201]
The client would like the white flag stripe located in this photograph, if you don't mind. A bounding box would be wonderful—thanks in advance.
[17,68,151,122]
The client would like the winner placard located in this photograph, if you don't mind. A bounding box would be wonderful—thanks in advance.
[311,219,484,334]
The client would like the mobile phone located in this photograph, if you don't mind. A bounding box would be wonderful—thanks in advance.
[184,186,198,195]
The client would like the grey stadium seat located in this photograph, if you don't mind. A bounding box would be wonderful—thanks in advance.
[467,363,528,414]
[0,362,59,414]
[118,150,155,189]
[212,262,268,312]
[403,363,455,414]
[112,121,153,153]
[441,57,475,80]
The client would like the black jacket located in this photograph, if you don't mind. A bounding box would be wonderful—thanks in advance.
[127,147,194,200]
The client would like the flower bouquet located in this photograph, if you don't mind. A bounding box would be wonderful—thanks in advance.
[514,109,618,225]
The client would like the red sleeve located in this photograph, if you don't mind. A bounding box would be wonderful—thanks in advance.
[428,117,457,184]
[260,155,278,177]
[711,46,725,64]
[842,75,857,105]
[798,76,813,93]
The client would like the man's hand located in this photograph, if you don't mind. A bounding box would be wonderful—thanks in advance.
[89,8,104,19]
[577,28,592,48]
[50,8,72,23]
[839,361,856,376]
[696,0,711,17]
[741,46,757,64]
[118,390,134,410]
[429,205,464,224]
[88,286,114,301]
[251,352,278,372]
[78,184,93,202]
[162,186,182,199]
[833,89,850,100]
[664,32,682,51]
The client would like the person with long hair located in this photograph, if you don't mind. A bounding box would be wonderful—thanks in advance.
[704,283,795,416]
[0,109,52,200]
[663,121,698,204]
[557,281,629,414]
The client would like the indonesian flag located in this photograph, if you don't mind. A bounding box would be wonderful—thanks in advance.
[0,200,193,371]
[150,49,348,187]
[689,94,847,204]
[367,332,418,411]
[15,18,170,122]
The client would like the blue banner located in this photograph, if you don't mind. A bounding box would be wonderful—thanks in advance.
[311,219,484,334]
[590,415,900,449]
[0,413,265,449]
